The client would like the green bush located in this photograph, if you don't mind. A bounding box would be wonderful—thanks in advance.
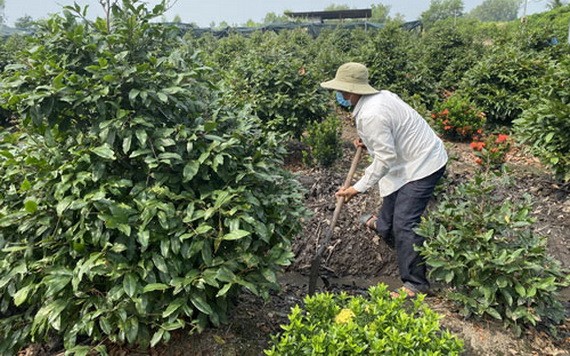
[417,173,570,336]
[504,5,570,53]
[514,57,570,181]
[212,32,330,139]
[310,28,353,81]
[264,284,464,355]
[431,93,486,141]
[302,115,342,167]
[458,46,549,126]
[0,34,29,127]
[419,18,485,93]
[360,24,438,108]
[469,133,512,170]
[0,1,308,353]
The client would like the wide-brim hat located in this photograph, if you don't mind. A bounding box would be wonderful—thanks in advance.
[320,62,378,95]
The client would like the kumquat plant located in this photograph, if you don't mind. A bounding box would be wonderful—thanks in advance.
[470,133,512,170]
[431,93,486,141]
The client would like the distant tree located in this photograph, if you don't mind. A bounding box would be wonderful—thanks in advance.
[468,0,523,22]
[218,20,229,28]
[14,15,36,29]
[263,12,289,24]
[370,3,391,22]
[392,13,406,22]
[0,0,4,24]
[547,0,566,9]
[244,19,257,27]
[172,14,182,23]
[324,4,352,11]
[421,0,464,27]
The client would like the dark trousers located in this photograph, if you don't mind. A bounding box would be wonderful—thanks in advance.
[375,165,446,292]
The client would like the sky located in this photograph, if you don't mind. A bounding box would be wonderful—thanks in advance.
[3,0,549,27]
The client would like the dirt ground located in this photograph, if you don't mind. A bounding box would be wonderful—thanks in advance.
[24,122,570,355]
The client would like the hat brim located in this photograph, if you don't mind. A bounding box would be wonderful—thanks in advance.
[320,79,378,95]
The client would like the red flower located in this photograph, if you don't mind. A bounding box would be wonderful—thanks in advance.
[444,125,452,131]
[441,109,449,116]
[475,158,483,165]
[470,141,486,151]
[496,134,509,143]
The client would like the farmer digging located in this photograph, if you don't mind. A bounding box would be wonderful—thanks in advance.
[321,62,448,297]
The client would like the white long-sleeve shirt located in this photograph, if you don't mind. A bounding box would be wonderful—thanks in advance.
[352,90,448,197]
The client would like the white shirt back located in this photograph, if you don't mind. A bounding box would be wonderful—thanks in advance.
[352,90,448,197]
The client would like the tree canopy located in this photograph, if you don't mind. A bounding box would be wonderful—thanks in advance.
[469,0,523,22]
[421,0,465,27]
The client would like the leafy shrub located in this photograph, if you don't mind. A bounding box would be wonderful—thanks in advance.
[417,174,570,336]
[310,28,353,81]
[264,284,464,355]
[458,46,549,126]
[301,115,342,167]
[419,18,485,93]
[470,133,512,169]
[214,32,330,139]
[360,24,438,108]
[504,5,570,53]
[0,35,29,127]
[431,93,486,141]
[0,1,308,353]
[514,57,570,182]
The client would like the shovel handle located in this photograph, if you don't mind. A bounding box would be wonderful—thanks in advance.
[343,145,363,189]
[308,146,363,295]
[330,145,363,227]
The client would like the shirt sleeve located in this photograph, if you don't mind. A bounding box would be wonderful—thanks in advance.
[352,113,397,193]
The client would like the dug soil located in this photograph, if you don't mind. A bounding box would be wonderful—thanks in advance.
[25,121,569,356]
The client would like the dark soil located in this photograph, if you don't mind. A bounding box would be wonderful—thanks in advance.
[23,122,570,356]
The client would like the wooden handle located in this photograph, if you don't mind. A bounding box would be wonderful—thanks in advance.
[342,146,363,189]
[308,146,363,295]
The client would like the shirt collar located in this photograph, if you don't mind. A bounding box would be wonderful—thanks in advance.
[352,94,367,117]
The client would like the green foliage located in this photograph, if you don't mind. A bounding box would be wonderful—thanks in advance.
[0,1,308,353]
[421,0,465,28]
[417,174,570,336]
[431,93,486,141]
[507,5,570,50]
[0,35,29,126]
[14,15,37,30]
[0,34,28,72]
[264,284,464,355]
[359,25,438,108]
[302,115,342,167]
[209,31,330,139]
[370,3,391,23]
[310,28,356,80]
[458,46,550,126]
[468,0,523,22]
[420,18,486,93]
[469,133,512,170]
[514,57,570,181]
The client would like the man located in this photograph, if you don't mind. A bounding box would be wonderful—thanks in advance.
[320,62,447,297]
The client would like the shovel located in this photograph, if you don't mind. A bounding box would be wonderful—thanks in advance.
[308,146,362,295]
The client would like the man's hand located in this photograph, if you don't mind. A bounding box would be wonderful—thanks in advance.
[335,186,359,203]
[353,138,366,149]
